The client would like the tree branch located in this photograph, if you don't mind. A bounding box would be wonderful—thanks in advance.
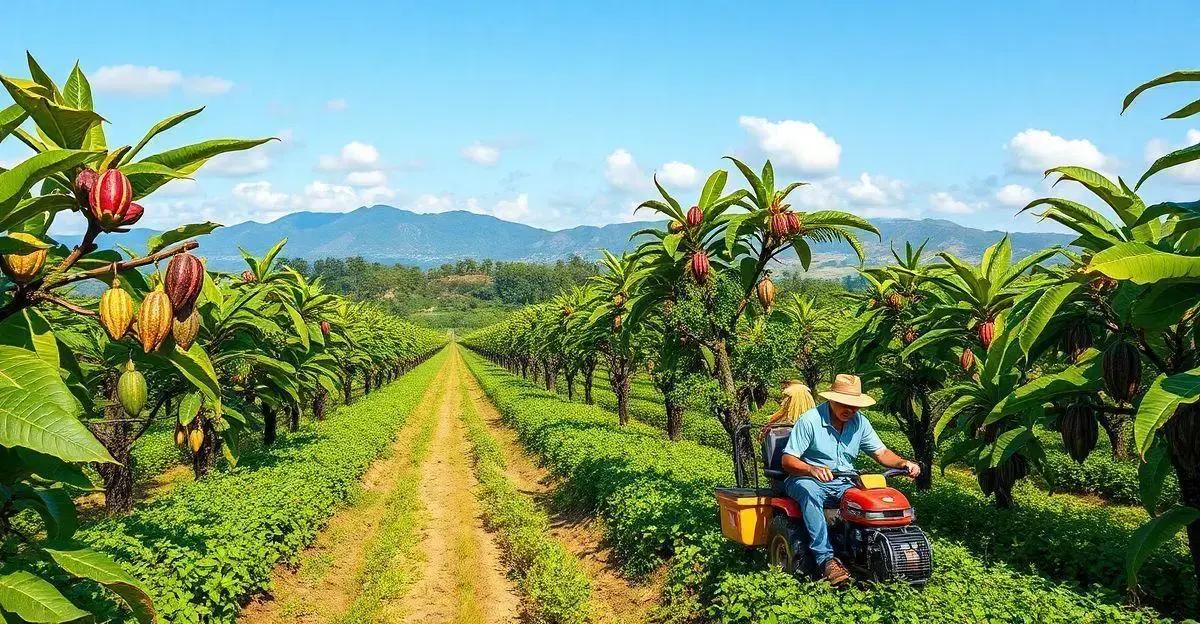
[33,292,97,317]
[45,240,199,290]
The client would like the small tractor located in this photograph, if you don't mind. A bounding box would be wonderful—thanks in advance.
[714,424,933,585]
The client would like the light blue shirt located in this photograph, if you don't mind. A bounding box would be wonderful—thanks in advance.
[782,403,886,472]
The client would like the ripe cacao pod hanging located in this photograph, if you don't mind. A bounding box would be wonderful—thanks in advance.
[165,252,204,319]
[99,281,135,340]
[612,291,628,308]
[612,314,623,331]
[770,213,790,239]
[903,327,918,345]
[320,320,332,336]
[886,292,904,309]
[1165,404,1200,472]
[756,277,776,309]
[242,270,256,283]
[0,232,47,284]
[188,427,204,454]
[74,167,98,209]
[1102,341,1141,403]
[686,205,703,227]
[667,220,684,234]
[786,212,801,236]
[121,202,144,226]
[89,169,133,230]
[1064,321,1091,363]
[690,250,710,283]
[174,422,187,447]
[1059,403,1099,463]
[173,309,201,350]
[960,347,976,370]
[138,288,174,353]
[117,361,147,417]
[977,319,995,349]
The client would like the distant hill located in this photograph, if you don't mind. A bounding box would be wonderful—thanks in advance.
[59,205,1073,275]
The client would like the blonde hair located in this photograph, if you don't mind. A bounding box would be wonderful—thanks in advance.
[771,380,816,425]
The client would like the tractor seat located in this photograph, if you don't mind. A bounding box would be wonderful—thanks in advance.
[761,425,792,492]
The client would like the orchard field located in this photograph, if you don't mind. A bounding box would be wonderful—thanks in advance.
[5,54,1200,624]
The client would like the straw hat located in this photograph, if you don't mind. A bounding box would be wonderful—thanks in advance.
[818,374,876,408]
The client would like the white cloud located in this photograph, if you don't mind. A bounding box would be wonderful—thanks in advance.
[155,179,201,197]
[929,191,979,214]
[493,194,531,221]
[360,185,396,204]
[345,170,388,187]
[461,142,501,167]
[297,181,365,212]
[738,116,841,174]
[92,64,233,97]
[1007,129,1108,173]
[1145,129,1200,184]
[658,161,699,188]
[325,98,348,112]
[205,150,271,177]
[844,173,906,206]
[411,194,459,214]
[318,141,381,171]
[232,181,289,211]
[995,183,1037,208]
[605,149,647,192]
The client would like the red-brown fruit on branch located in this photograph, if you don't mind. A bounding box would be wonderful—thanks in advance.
[74,168,98,209]
[786,212,801,236]
[886,292,904,309]
[89,169,133,230]
[121,202,144,226]
[977,320,995,349]
[770,213,790,239]
[1064,321,1091,363]
[165,252,204,320]
[612,314,624,332]
[137,288,174,353]
[686,205,703,228]
[903,327,919,345]
[1059,403,1098,463]
[960,347,976,371]
[756,277,776,309]
[1102,341,1142,403]
[690,250,710,283]
[242,270,256,283]
[320,320,332,337]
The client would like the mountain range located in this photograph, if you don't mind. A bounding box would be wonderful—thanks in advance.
[63,205,1074,276]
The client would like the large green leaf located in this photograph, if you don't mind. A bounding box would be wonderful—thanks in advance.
[1126,506,1200,589]
[1123,70,1200,114]
[697,170,727,210]
[145,222,221,255]
[0,193,76,234]
[0,346,111,463]
[0,149,99,214]
[161,344,222,416]
[137,138,274,195]
[45,547,156,624]
[0,571,89,623]
[1138,142,1200,190]
[0,104,28,145]
[122,107,204,165]
[1131,282,1200,329]
[1139,442,1172,516]
[1089,242,1200,284]
[11,483,76,540]
[0,75,103,150]
[123,161,191,200]
[990,353,1101,421]
[1017,281,1080,355]
[0,235,49,254]
[61,64,103,150]
[1134,368,1200,456]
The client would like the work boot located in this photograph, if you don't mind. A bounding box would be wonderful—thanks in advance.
[821,557,851,585]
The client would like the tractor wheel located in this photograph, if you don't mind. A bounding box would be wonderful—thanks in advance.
[767,515,806,574]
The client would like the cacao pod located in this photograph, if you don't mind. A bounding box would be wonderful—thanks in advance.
[164,252,204,319]
[89,169,133,229]
[867,298,878,309]
[242,270,256,283]
[960,347,976,370]
[188,427,204,454]
[121,202,144,226]
[320,320,332,336]
[998,453,1029,483]
[886,292,904,309]
[174,422,187,447]
[977,468,996,496]
[1102,341,1141,403]
[117,361,147,417]
[612,314,623,331]
[99,281,135,340]
[977,320,995,349]
[173,309,201,350]
[667,220,684,234]
[770,213,790,239]
[137,288,174,353]
[686,205,703,227]
[1165,404,1200,472]
[0,232,47,284]
[756,277,776,309]
[903,327,918,345]
[1064,321,1091,363]
[1059,403,1098,463]
[612,291,628,308]
[690,250,710,283]
[786,212,801,235]
[74,167,98,209]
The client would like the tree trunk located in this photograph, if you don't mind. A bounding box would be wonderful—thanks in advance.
[192,415,217,479]
[666,395,685,442]
[608,357,631,426]
[544,362,556,391]
[263,404,277,446]
[95,416,135,515]
[364,369,373,394]
[583,359,596,405]
[713,338,754,483]
[566,369,576,400]
[342,371,354,404]
[1100,411,1132,460]
[288,403,300,432]
[313,388,328,421]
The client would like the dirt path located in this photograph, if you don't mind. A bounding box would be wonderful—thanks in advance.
[458,355,662,624]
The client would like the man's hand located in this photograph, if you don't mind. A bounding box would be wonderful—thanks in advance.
[807,465,834,482]
[903,461,921,479]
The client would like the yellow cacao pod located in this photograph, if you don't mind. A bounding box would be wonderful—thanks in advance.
[173,309,201,351]
[1,232,48,284]
[99,282,134,340]
[137,289,174,353]
[174,422,187,447]
[188,427,204,453]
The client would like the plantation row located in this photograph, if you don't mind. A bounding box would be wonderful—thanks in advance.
[0,56,446,622]
[462,350,1168,623]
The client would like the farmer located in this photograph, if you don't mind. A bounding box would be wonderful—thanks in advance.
[780,373,921,585]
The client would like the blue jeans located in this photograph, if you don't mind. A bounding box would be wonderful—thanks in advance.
[783,476,854,567]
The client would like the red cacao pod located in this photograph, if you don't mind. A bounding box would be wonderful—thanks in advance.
[690,250,710,283]
[1102,341,1141,403]
[886,292,904,309]
[165,252,204,319]
[173,309,201,350]
[320,320,331,337]
[74,168,98,209]
[242,270,256,283]
[978,320,995,349]
[903,327,918,345]
[786,212,801,235]
[99,281,135,340]
[137,288,174,353]
[756,277,776,309]
[89,169,132,230]
[121,202,144,226]
[770,213,790,239]
[960,347,976,371]
[686,205,703,227]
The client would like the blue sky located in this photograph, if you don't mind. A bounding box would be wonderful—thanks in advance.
[2,1,1199,235]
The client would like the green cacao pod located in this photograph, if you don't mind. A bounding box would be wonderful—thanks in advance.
[1059,403,1098,463]
[117,361,147,417]
[173,309,201,351]
[0,232,48,284]
[164,252,204,320]
[138,288,174,353]
[1102,341,1141,403]
[99,281,134,340]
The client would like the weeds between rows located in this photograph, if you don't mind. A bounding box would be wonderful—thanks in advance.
[464,350,1170,624]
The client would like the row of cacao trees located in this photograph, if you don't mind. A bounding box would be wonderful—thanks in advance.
[0,55,444,623]
[463,67,1200,598]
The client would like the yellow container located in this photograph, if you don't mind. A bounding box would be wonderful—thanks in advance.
[714,487,774,547]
